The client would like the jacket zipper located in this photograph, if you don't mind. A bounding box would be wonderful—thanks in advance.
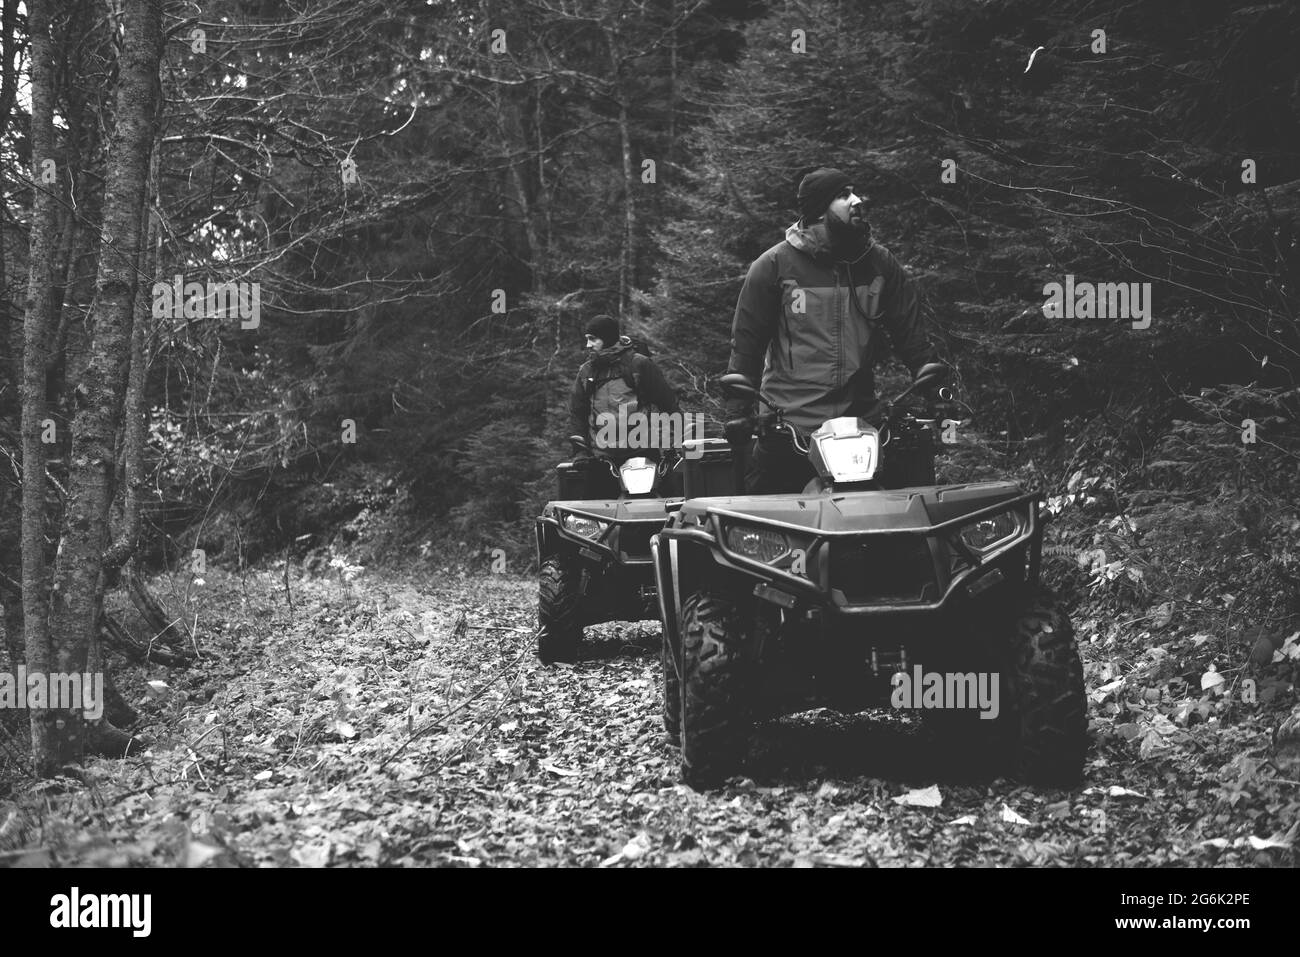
[785,300,794,371]
[834,264,843,388]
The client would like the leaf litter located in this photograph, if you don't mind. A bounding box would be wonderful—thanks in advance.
[0,561,1296,868]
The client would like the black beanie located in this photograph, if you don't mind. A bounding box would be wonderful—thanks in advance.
[584,314,620,345]
[797,167,853,223]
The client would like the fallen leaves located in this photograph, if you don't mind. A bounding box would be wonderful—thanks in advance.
[1083,785,1146,800]
[893,785,943,808]
[5,562,1298,869]
[541,761,581,777]
[1200,664,1225,692]
[600,831,652,867]
[1000,804,1031,826]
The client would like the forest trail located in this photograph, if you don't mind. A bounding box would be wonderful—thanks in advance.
[3,563,1295,867]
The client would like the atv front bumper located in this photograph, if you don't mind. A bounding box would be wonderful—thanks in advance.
[653,484,1045,652]
[536,497,682,571]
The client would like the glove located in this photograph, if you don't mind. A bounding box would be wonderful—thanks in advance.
[723,393,754,419]
[724,416,755,447]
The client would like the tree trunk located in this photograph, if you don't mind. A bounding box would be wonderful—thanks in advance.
[21,0,60,772]
[37,0,163,776]
[106,148,157,575]
[606,27,636,317]
[667,0,677,170]
[503,102,547,294]
[0,0,21,703]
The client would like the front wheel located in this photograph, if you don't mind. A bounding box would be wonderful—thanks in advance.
[1005,589,1088,786]
[680,590,752,789]
[537,557,582,663]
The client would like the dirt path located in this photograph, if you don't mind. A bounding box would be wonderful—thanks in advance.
[2,563,1295,867]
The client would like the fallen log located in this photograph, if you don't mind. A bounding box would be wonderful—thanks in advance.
[127,561,190,648]
[100,611,195,668]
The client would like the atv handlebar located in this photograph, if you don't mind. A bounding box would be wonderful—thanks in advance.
[718,365,959,490]
[724,383,963,450]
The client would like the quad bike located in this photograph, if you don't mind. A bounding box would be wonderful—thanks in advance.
[535,439,684,663]
[651,364,1087,789]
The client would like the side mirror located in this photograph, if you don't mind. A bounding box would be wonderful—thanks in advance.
[913,362,950,390]
[719,372,759,400]
[569,434,590,451]
[893,362,951,403]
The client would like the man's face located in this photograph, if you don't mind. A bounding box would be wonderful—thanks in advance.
[825,186,867,231]
[584,334,604,352]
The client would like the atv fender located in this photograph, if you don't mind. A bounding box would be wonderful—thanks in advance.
[653,533,711,676]
[535,516,569,567]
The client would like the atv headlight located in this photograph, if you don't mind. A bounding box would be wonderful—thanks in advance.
[725,525,789,563]
[958,511,1021,552]
[619,457,657,495]
[562,513,607,540]
[811,417,879,483]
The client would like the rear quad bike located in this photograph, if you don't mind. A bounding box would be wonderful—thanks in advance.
[651,364,1087,789]
[535,438,684,664]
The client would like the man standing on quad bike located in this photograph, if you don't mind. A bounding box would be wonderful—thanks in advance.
[568,314,681,497]
[724,167,944,493]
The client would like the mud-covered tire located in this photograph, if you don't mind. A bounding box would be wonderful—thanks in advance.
[662,630,681,745]
[537,557,582,663]
[680,590,751,789]
[1006,589,1087,786]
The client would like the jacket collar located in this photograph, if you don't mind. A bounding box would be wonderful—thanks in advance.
[785,220,874,264]
[588,336,633,370]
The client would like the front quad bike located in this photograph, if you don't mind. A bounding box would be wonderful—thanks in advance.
[535,439,683,664]
[652,364,1087,789]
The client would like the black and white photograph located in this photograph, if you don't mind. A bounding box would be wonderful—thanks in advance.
[0,0,1295,911]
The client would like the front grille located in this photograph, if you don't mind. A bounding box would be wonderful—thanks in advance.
[615,523,657,560]
[830,534,938,603]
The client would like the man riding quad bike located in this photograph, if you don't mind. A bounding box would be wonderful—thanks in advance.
[536,314,694,664]
[652,364,1088,789]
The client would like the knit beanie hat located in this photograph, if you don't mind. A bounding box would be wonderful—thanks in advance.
[797,167,853,223]
[584,314,620,345]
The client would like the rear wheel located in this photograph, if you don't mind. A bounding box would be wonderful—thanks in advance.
[680,590,752,789]
[537,557,582,663]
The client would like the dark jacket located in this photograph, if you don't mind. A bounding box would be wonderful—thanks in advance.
[568,337,679,445]
[728,221,936,434]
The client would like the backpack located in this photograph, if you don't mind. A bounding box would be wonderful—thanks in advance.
[585,338,653,445]
[584,337,652,401]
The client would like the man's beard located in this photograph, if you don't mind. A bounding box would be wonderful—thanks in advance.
[825,211,872,258]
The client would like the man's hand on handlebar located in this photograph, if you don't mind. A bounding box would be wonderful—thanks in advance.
[724,416,755,447]
[569,434,593,463]
[722,394,756,447]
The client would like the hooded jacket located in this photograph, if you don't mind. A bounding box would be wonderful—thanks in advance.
[728,221,936,434]
[568,336,679,447]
